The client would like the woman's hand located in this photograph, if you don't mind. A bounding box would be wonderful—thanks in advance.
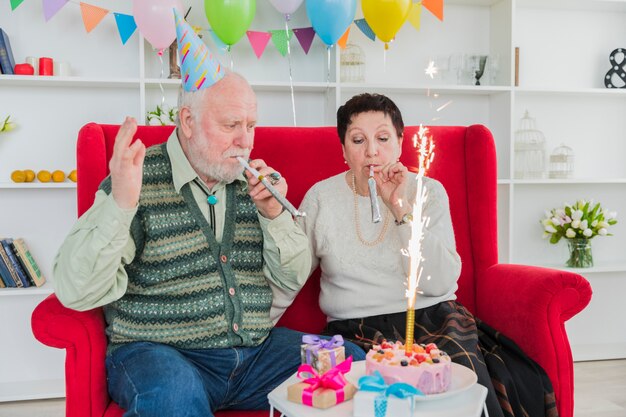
[374,161,411,221]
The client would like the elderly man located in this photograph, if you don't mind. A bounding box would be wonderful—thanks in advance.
[53,14,365,416]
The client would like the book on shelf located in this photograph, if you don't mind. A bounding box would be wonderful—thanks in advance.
[0,238,30,287]
[0,28,15,75]
[0,240,22,287]
[12,238,46,287]
[0,252,14,287]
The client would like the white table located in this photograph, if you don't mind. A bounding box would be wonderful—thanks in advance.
[268,361,489,417]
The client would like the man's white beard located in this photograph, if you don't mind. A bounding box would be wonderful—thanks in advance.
[188,141,250,184]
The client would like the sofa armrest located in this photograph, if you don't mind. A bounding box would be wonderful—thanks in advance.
[475,264,592,417]
[31,294,111,417]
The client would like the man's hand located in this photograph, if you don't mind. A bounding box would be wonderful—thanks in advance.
[109,117,146,209]
[244,159,287,220]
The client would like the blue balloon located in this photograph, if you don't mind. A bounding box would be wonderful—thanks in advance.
[306,0,357,46]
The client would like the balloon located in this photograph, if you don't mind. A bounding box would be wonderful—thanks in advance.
[362,0,411,44]
[268,0,304,16]
[204,0,256,46]
[306,0,356,47]
[133,0,184,51]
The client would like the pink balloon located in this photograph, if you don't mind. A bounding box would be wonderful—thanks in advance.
[133,0,185,52]
[268,0,304,16]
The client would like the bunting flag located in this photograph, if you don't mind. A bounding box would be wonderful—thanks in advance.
[113,13,137,45]
[10,0,24,11]
[293,27,315,55]
[208,30,229,53]
[408,2,422,31]
[80,2,109,33]
[270,29,293,57]
[337,27,351,49]
[354,18,375,41]
[422,0,443,21]
[246,31,272,59]
[43,0,69,21]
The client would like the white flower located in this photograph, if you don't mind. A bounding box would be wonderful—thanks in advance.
[598,221,610,229]
[544,210,553,218]
[591,220,598,227]
[608,211,618,220]
[541,219,552,226]
[551,217,561,226]
[545,225,557,233]
[571,210,583,221]
[583,228,593,237]
[598,228,608,236]
[580,220,588,230]
[556,209,566,217]
[566,228,577,238]
[572,220,581,229]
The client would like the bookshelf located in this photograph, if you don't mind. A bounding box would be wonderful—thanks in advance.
[1,0,625,401]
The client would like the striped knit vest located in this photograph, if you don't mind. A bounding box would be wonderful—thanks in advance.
[100,143,273,353]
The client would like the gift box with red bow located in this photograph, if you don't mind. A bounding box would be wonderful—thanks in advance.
[300,334,346,375]
[287,357,356,409]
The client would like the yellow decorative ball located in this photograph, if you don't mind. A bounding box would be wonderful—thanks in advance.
[37,170,52,182]
[68,169,77,183]
[52,170,65,182]
[11,170,26,183]
[24,169,36,182]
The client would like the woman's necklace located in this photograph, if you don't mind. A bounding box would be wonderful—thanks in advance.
[352,172,390,246]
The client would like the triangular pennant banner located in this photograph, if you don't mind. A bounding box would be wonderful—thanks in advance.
[270,29,293,57]
[80,2,109,33]
[114,13,137,45]
[10,0,25,11]
[208,30,229,53]
[246,31,272,59]
[337,27,351,49]
[408,2,422,31]
[293,27,315,55]
[43,0,69,22]
[422,0,443,21]
[354,19,375,42]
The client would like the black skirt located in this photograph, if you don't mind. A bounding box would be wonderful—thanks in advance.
[323,300,558,417]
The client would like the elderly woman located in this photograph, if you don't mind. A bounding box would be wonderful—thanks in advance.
[296,93,557,417]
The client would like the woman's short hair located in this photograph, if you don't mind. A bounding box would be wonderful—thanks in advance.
[336,93,404,144]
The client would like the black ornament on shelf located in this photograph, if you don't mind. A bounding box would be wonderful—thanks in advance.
[604,48,626,88]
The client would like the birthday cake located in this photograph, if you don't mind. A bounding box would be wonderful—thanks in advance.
[365,341,452,394]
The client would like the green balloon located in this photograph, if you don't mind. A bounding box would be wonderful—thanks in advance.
[205,0,256,46]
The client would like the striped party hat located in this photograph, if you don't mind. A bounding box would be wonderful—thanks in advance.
[174,8,225,92]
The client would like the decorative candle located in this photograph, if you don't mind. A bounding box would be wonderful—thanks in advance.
[39,57,53,76]
[403,125,435,354]
[236,157,306,218]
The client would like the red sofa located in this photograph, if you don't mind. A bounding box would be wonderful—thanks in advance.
[32,123,592,417]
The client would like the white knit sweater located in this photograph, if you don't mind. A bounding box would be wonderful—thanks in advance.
[293,172,462,322]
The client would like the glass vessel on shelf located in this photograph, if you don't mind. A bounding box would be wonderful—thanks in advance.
[340,43,365,83]
[549,144,575,179]
[514,110,547,179]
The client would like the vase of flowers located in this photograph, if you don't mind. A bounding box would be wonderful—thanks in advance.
[541,199,618,268]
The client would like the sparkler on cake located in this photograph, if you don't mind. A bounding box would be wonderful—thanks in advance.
[403,125,435,354]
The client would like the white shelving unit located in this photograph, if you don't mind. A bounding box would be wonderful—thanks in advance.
[1,0,625,401]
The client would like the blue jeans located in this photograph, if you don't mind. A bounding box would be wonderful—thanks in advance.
[106,327,366,417]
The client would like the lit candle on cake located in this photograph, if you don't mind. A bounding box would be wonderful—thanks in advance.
[403,125,435,355]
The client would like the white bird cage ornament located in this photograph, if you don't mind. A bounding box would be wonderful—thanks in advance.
[549,144,575,179]
[340,43,365,83]
[514,110,547,179]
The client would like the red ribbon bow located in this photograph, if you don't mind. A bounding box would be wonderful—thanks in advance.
[296,356,353,406]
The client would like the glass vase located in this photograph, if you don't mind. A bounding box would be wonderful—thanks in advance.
[566,238,593,268]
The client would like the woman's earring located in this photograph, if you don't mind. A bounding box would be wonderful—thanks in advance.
[344,160,347,164]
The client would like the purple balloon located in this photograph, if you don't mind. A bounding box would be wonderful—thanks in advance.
[268,0,304,15]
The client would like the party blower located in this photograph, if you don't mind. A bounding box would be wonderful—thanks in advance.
[368,166,382,223]
[236,157,306,218]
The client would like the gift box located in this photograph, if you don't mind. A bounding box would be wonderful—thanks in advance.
[300,334,345,375]
[287,357,356,409]
[352,372,424,417]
